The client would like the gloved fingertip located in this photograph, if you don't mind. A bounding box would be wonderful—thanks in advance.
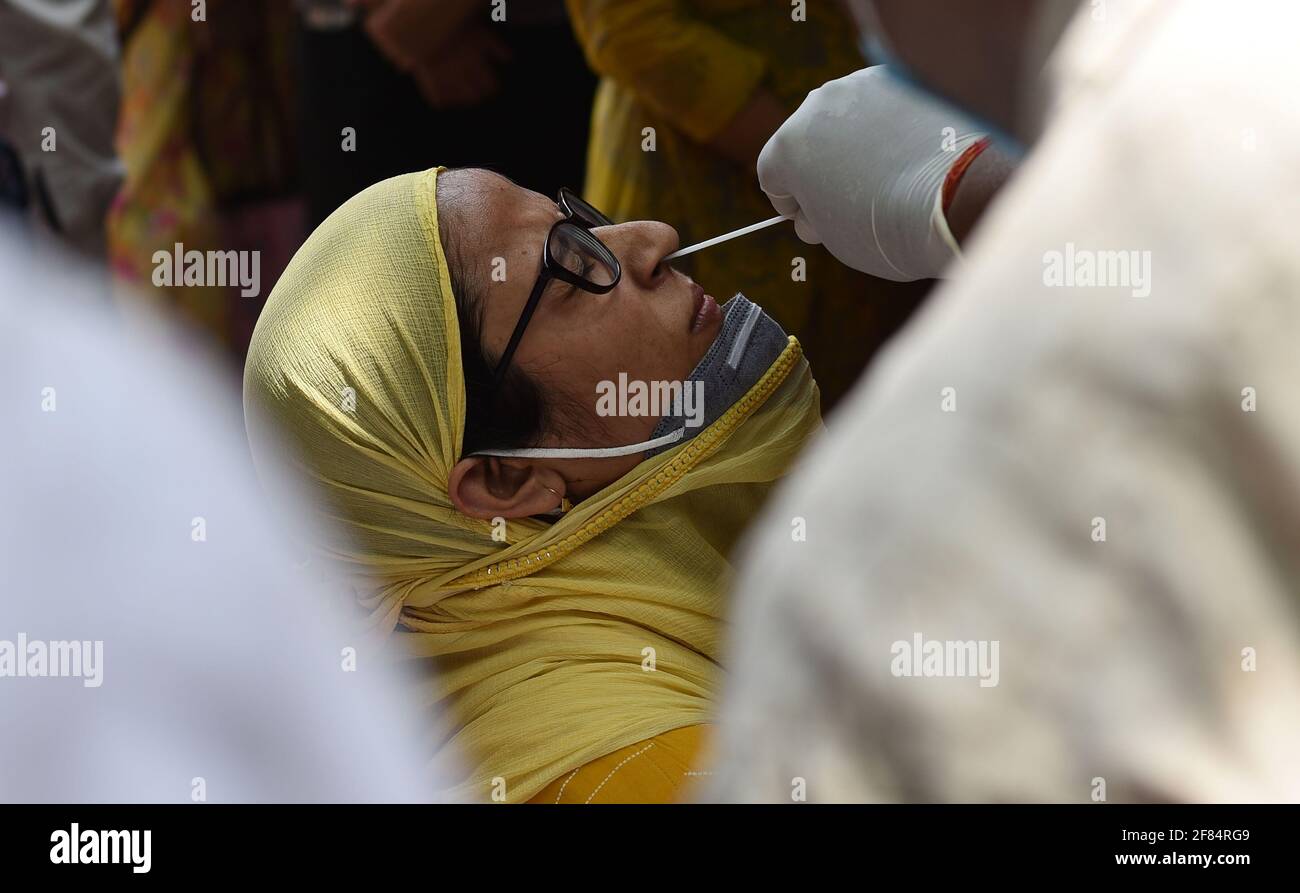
[793,214,822,246]
[764,192,801,220]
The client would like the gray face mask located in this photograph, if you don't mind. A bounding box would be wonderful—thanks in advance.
[473,293,789,461]
[643,293,789,458]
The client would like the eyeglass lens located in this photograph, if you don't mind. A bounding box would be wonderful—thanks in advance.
[549,224,617,288]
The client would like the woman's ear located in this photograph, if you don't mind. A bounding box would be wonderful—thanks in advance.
[448,456,565,520]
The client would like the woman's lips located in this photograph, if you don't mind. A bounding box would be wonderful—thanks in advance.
[691,284,721,334]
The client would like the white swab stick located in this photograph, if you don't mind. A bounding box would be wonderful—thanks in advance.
[665,215,788,260]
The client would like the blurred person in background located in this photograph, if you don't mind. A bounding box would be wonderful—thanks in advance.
[107,0,303,356]
[564,0,934,410]
[0,0,124,257]
[0,220,450,802]
[705,0,1300,802]
[297,0,595,228]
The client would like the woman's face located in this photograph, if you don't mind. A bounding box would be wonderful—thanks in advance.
[442,168,725,512]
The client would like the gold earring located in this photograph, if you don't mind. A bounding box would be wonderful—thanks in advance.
[542,484,572,514]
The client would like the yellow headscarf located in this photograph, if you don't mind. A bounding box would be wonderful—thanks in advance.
[243,168,822,802]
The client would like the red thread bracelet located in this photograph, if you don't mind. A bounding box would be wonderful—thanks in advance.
[941,136,993,216]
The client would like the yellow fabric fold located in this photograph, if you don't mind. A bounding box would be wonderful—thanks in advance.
[244,167,822,802]
[565,0,769,144]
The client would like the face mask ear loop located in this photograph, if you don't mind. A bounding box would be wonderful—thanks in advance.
[470,426,686,460]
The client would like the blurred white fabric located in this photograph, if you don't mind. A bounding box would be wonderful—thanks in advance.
[0,225,456,802]
[706,0,1300,802]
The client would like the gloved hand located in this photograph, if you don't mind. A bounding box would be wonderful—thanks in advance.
[758,65,987,281]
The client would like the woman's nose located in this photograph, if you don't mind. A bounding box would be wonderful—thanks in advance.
[597,221,679,288]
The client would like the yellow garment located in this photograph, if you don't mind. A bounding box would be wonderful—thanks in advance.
[243,168,822,803]
[566,0,933,408]
[108,0,298,349]
[529,724,710,803]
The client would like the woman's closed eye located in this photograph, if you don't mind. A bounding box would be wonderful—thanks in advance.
[546,281,580,301]
[553,248,594,290]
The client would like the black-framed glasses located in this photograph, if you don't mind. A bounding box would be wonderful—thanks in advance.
[491,188,621,386]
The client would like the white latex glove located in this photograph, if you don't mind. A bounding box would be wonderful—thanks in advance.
[758,65,987,281]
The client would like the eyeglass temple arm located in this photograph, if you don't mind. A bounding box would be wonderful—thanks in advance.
[492,272,551,384]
